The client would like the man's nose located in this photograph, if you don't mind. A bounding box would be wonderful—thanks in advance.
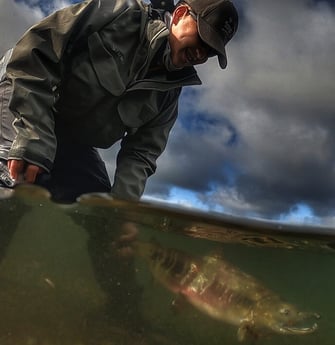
[195,47,209,62]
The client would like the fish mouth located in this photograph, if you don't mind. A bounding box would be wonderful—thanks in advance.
[280,313,320,334]
[281,322,318,334]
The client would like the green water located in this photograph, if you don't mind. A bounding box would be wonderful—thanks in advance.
[0,185,334,345]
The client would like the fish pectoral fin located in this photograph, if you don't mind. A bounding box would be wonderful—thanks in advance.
[237,320,259,342]
[237,322,250,342]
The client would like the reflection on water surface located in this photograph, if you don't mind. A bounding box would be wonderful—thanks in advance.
[0,185,334,344]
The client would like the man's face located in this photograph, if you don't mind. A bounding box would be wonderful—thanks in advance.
[169,5,213,68]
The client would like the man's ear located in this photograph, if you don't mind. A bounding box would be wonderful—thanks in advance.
[171,5,189,25]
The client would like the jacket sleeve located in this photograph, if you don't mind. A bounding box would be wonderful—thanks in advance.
[111,89,181,200]
[6,0,122,171]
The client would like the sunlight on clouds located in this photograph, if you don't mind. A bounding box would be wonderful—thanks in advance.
[278,203,335,228]
[198,186,259,216]
[18,0,72,13]
[41,0,73,13]
[162,187,211,211]
[278,203,319,225]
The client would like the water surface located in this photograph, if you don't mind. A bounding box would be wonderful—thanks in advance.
[0,185,334,345]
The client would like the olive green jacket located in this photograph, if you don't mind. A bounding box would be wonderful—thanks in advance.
[6,0,201,199]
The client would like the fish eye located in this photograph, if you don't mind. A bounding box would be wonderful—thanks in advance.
[280,308,290,316]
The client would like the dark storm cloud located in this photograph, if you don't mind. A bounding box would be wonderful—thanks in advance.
[145,0,335,221]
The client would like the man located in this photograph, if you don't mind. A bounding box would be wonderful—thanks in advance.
[0,0,238,202]
[0,1,239,335]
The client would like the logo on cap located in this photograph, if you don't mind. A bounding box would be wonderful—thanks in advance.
[223,17,234,36]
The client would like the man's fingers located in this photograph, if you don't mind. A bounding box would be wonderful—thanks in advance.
[8,160,43,183]
[119,222,139,242]
[8,159,25,181]
[24,164,43,183]
[111,222,139,259]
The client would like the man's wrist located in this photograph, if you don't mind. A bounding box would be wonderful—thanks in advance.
[0,160,15,188]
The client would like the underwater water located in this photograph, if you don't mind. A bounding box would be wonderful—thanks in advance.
[0,185,334,345]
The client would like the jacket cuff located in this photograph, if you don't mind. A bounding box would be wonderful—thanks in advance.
[8,148,53,173]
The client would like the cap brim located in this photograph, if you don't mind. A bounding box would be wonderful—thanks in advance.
[197,16,228,69]
[218,54,227,69]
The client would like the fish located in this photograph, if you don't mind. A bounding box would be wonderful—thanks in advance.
[134,241,319,342]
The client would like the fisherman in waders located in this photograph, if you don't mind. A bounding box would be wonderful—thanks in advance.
[0,0,238,332]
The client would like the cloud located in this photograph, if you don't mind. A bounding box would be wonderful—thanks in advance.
[23,0,73,14]
[145,0,335,220]
[0,0,73,56]
[0,0,43,55]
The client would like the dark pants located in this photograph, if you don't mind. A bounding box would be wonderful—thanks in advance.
[35,140,112,202]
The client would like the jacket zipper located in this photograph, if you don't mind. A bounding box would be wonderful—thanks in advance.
[132,26,167,82]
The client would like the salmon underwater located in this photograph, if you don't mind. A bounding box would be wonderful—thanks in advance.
[134,241,319,342]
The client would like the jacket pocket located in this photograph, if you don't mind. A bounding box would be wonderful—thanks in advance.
[88,32,126,96]
[118,90,160,128]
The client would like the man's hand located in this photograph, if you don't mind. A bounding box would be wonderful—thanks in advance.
[112,222,139,258]
[8,159,44,184]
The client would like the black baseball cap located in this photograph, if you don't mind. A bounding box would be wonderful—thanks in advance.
[183,0,239,69]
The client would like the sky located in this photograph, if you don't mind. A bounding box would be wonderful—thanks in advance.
[1,0,335,225]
